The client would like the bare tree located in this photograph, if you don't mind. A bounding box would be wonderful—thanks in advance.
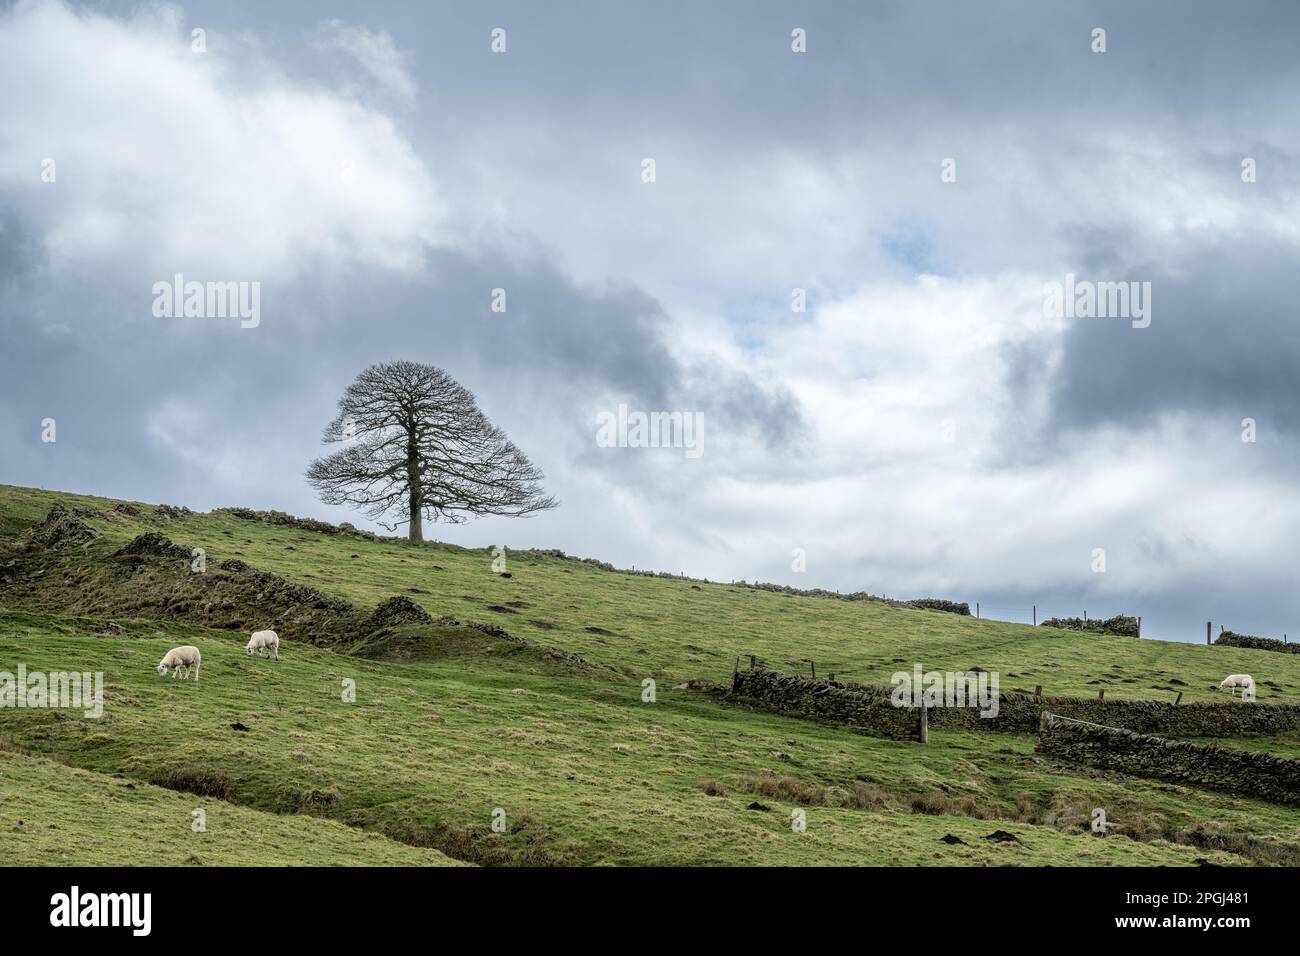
[307,361,557,542]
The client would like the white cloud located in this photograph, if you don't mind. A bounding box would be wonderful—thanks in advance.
[311,19,417,105]
[0,0,444,281]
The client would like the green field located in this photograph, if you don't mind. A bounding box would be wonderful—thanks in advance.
[2,484,1299,866]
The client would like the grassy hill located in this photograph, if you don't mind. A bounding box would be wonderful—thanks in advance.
[2,483,1299,866]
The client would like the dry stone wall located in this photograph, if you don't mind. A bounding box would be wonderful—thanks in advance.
[1215,632,1300,655]
[728,668,1300,739]
[1036,714,1300,806]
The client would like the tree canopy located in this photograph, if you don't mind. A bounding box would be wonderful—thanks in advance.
[306,361,557,541]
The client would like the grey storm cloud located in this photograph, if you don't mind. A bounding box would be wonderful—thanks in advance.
[1044,241,1300,438]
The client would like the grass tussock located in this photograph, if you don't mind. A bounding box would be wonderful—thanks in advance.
[146,765,233,799]
[382,811,573,867]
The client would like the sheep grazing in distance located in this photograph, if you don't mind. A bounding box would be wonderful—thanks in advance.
[1219,674,1255,697]
[246,629,280,660]
[158,645,201,683]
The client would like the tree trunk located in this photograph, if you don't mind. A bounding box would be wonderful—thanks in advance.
[406,441,423,543]
[408,503,423,542]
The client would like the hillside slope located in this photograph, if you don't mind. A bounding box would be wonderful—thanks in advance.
[1,484,1298,867]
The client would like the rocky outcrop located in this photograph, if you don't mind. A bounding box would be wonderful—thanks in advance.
[115,532,193,562]
[23,503,100,550]
[216,507,377,539]
[364,595,433,629]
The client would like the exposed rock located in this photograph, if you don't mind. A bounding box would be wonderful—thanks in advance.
[24,504,100,550]
[115,532,192,562]
[365,595,433,629]
[216,507,376,539]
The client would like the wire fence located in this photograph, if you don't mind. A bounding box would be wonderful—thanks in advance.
[971,603,1131,631]
[974,607,1295,645]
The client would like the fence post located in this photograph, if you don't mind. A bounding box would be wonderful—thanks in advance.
[1098,689,1105,701]
[1034,685,1043,698]
[976,602,980,619]
[1033,605,1037,626]
[918,699,929,744]
[1174,691,1183,706]
[1206,622,1211,645]
[810,660,816,679]
[750,654,756,671]
[1137,616,1142,639]
[733,656,739,676]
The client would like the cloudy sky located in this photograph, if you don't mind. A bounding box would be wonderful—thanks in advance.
[2,0,1299,643]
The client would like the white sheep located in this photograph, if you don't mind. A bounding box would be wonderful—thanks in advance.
[246,629,280,660]
[1219,674,1255,697]
[157,645,201,683]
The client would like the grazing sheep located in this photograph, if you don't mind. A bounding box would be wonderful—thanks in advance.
[158,645,201,683]
[246,629,279,660]
[1219,674,1255,697]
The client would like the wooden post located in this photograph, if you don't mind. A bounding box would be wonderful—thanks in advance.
[1033,605,1037,626]
[918,699,929,744]
[1174,691,1183,706]
[1137,616,1142,639]
[1084,610,1088,623]
[1098,689,1105,701]
[1034,685,1043,698]
[976,602,980,618]
[828,673,835,682]
[810,660,816,679]
[749,654,756,671]
[733,656,740,676]
[1206,622,1211,645]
